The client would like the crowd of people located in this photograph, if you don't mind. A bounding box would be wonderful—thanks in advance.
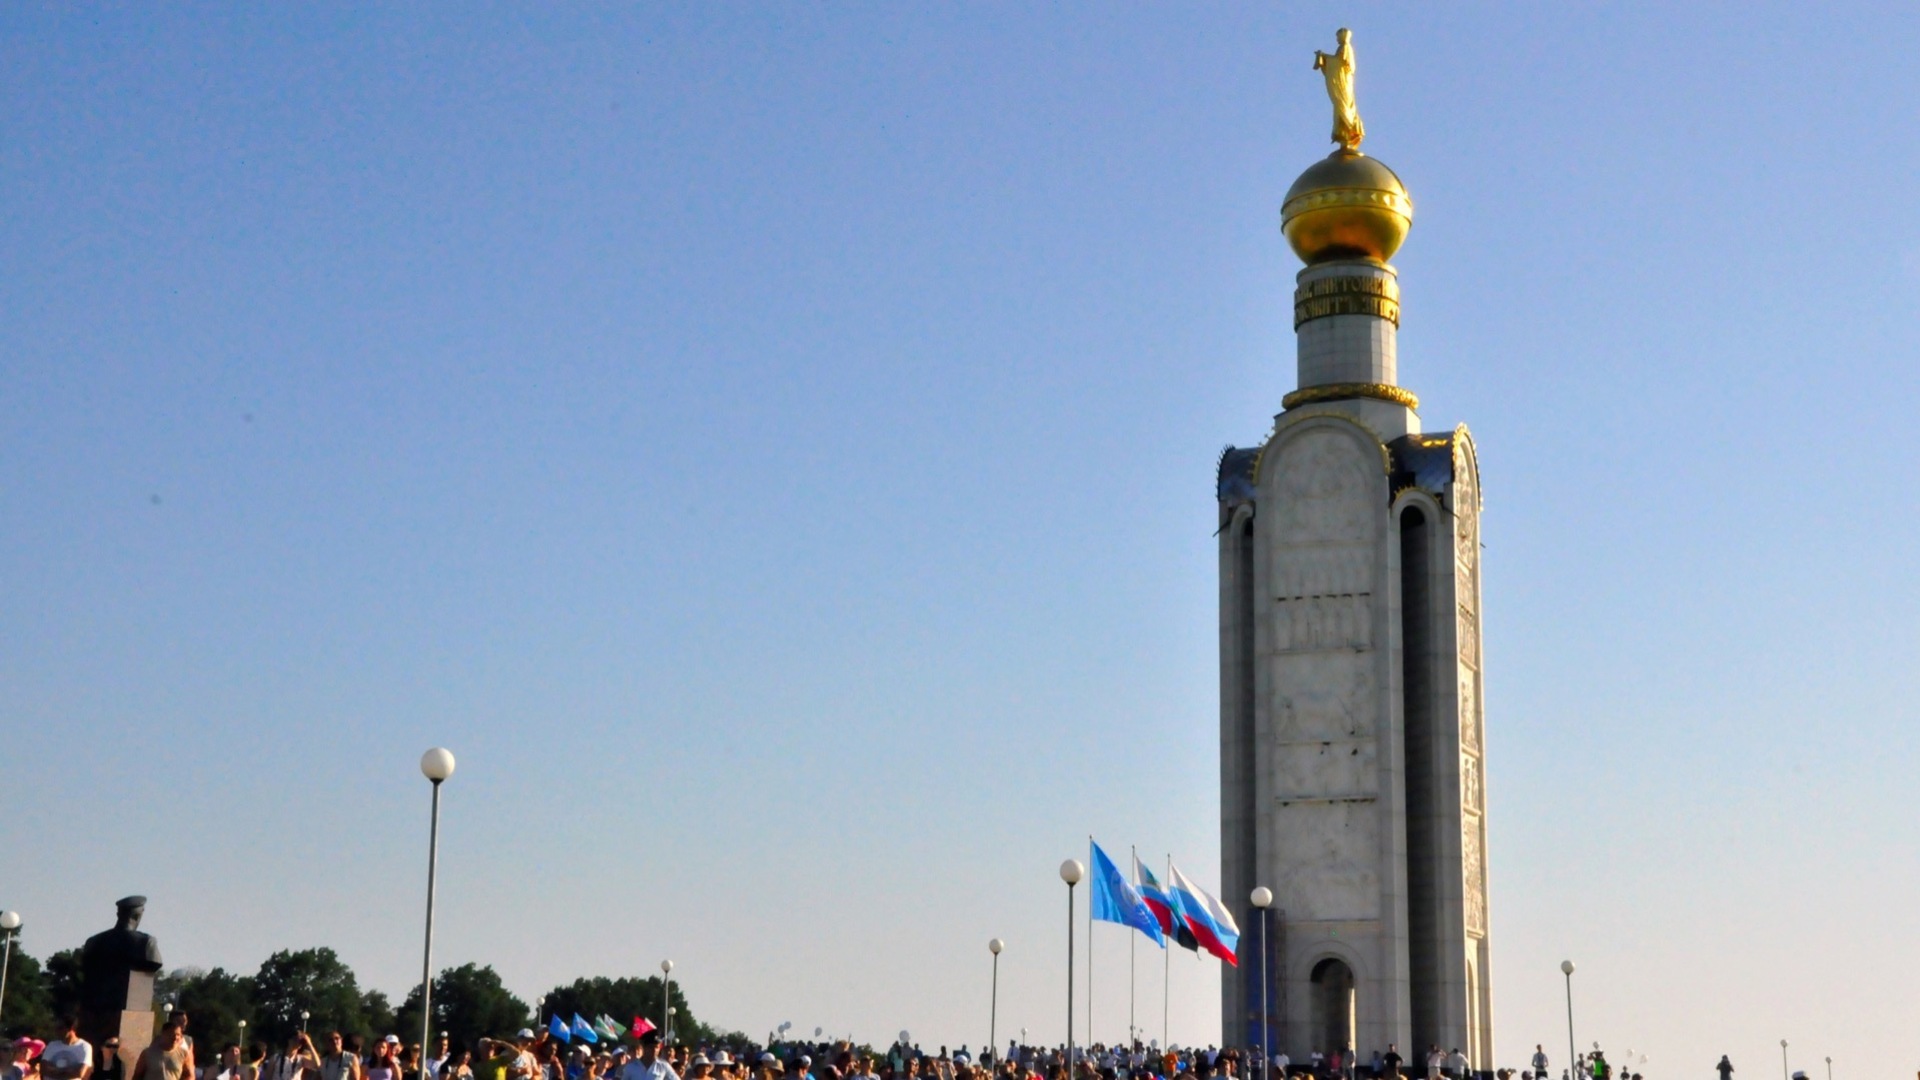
[4,1011,1681,1080]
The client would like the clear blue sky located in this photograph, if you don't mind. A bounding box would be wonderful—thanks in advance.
[4,3,1918,1072]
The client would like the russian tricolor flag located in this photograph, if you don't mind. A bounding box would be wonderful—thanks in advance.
[1168,861,1242,966]
[1134,853,1177,937]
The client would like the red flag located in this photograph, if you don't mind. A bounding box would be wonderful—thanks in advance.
[631,1018,656,1039]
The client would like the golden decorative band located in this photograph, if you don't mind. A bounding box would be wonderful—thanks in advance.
[1282,382,1419,411]
[1294,273,1400,328]
[1280,186,1414,226]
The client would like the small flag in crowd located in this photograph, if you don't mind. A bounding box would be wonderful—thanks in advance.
[571,1015,598,1044]
[631,1017,657,1039]
[595,1016,623,1042]
[1090,840,1164,946]
[1168,860,1241,966]
[549,1015,572,1043]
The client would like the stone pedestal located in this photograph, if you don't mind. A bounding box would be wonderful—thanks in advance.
[110,971,156,1072]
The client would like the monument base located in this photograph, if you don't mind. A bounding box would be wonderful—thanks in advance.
[116,1009,157,1072]
[111,970,156,1071]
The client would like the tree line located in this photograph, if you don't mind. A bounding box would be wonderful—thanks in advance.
[0,942,721,1052]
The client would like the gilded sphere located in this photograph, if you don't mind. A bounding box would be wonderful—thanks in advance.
[1281,150,1413,264]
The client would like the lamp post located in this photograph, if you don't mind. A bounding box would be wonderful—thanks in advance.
[418,748,457,1080]
[300,1011,310,1035]
[238,1019,247,1064]
[1823,1057,1831,1080]
[0,912,21,1027]
[1779,1040,1788,1080]
[661,960,675,1043]
[1250,888,1273,1080]
[988,939,1005,1063]
[1559,961,1575,1080]
[1060,860,1085,1070]
[537,997,547,1026]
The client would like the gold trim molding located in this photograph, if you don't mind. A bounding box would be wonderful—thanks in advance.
[1282,382,1419,411]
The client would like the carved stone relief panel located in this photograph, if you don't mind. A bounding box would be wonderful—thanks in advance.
[1270,543,1371,600]
[1459,667,1480,753]
[1462,753,1482,812]
[1457,604,1479,669]
[1463,817,1487,937]
[1273,428,1378,546]
[1274,738,1378,801]
[1272,798,1382,922]
[1273,593,1372,652]
[1273,655,1374,742]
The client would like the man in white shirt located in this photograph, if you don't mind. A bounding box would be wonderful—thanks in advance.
[618,1033,678,1080]
[42,1017,94,1080]
[1443,1050,1468,1080]
[425,1038,451,1080]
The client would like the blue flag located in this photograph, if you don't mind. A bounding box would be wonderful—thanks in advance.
[1090,840,1165,945]
[549,1014,572,1043]
[571,1014,598,1045]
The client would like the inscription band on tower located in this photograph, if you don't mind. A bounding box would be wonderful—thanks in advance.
[1293,273,1401,329]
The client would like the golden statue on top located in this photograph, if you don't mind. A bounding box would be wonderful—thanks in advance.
[1313,28,1364,151]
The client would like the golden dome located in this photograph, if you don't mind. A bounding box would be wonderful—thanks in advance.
[1281,149,1414,264]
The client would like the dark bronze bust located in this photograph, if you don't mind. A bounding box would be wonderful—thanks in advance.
[78,897,164,1044]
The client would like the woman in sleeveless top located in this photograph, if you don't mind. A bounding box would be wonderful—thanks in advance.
[364,1044,401,1080]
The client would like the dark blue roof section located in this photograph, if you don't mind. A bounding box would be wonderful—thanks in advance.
[1216,445,1261,506]
[1389,431,1457,495]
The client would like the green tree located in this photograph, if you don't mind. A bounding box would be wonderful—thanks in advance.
[394,965,527,1053]
[42,950,84,1020]
[249,949,374,1044]
[361,990,396,1040]
[1,948,57,1038]
[154,967,255,1050]
[539,976,715,1046]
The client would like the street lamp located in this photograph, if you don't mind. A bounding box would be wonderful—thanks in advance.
[1559,961,1576,1080]
[988,939,1005,1063]
[1060,860,1085,1070]
[1250,887,1273,1080]
[0,913,23,1028]
[300,1011,311,1034]
[237,1019,247,1064]
[1824,1057,1831,1080]
[418,747,457,1080]
[1780,1040,1788,1080]
[660,960,675,1043]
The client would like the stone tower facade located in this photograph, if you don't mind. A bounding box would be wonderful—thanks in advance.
[1216,148,1493,1069]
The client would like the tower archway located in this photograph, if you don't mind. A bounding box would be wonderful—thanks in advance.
[1309,957,1357,1058]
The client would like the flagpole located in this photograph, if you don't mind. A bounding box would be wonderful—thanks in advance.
[1162,854,1171,1051]
[1088,836,1095,1053]
[1129,847,1136,1051]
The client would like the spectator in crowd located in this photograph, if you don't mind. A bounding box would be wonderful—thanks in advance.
[5,1037,42,1080]
[318,1033,357,1080]
[619,1034,676,1080]
[262,1034,315,1080]
[361,1038,399,1080]
[427,1039,453,1080]
[40,1018,92,1080]
[94,1040,124,1080]
[132,1025,193,1080]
